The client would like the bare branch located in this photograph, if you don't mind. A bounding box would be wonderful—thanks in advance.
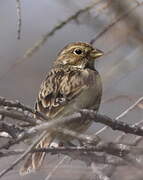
[1,100,143,150]
[0,148,127,168]
[104,97,143,179]
[30,143,143,167]
[116,119,143,143]
[0,131,47,178]
[1,97,143,178]
[0,97,57,121]
[0,108,36,125]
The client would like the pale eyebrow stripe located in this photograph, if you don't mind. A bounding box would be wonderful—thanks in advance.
[61,45,91,54]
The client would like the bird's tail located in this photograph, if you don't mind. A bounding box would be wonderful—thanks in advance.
[20,133,54,175]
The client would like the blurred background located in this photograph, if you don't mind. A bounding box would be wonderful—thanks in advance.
[0,0,143,179]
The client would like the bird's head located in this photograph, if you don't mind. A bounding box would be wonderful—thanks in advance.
[54,42,104,69]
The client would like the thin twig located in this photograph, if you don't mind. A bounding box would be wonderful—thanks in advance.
[95,96,143,135]
[96,96,143,178]
[45,156,68,180]
[0,149,24,157]
[16,0,22,39]
[90,1,141,44]
[132,136,143,146]
[0,0,105,82]
[24,0,101,58]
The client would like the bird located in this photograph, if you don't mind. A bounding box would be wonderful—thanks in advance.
[20,42,103,175]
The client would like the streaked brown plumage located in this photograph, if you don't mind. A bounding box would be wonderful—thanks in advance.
[20,42,103,175]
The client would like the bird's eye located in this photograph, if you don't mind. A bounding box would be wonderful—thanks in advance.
[73,49,83,55]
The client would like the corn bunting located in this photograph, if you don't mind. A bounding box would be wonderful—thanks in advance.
[20,42,103,175]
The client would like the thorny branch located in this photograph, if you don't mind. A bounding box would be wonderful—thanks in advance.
[0,97,143,178]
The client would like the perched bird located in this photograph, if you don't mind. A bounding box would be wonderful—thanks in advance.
[20,42,103,175]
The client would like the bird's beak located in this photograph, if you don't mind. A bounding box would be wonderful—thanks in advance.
[90,49,104,59]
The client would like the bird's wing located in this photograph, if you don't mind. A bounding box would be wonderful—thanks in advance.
[35,66,100,118]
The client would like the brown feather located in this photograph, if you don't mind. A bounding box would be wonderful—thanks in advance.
[36,65,101,118]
